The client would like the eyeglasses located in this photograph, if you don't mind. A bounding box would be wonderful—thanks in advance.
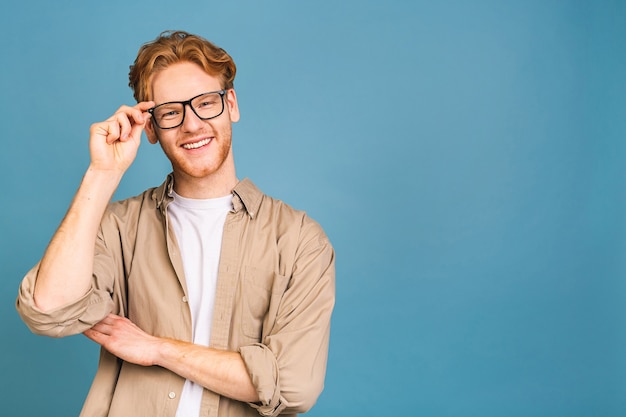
[148,90,227,129]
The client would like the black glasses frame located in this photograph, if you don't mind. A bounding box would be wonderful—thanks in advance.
[148,90,227,129]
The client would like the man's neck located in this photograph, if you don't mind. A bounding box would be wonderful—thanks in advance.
[172,170,238,199]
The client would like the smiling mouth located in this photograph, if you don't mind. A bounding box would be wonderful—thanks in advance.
[182,138,212,150]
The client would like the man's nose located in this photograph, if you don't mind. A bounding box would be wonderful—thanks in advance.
[181,104,205,131]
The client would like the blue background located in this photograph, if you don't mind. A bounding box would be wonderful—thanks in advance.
[1,1,625,416]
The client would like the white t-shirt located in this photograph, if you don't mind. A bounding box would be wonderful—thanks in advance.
[168,191,233,417]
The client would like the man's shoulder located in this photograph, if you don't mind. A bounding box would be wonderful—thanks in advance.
[240,178,307,220]
[245,180,329,243]
[103,182,165,225]
[108,187,159,210]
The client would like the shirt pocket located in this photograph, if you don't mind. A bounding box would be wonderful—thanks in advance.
[241,265,290,340]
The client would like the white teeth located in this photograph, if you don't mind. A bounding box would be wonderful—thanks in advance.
[183,138,211,149]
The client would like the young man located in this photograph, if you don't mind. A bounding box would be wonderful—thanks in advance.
[16,31,335,417]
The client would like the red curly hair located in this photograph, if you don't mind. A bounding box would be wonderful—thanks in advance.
[128,30,236,102]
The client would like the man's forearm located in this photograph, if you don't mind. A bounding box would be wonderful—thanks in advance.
[157,339,260,403]
[34,167,123,311]
[84,313,259,403]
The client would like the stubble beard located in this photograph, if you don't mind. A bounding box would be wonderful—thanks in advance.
[159,124,234,181]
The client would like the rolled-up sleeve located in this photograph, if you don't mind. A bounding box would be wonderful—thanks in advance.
[240,220,336,417]
[16,263,115,337]
[240,343,286,416]
[16,222,120,338]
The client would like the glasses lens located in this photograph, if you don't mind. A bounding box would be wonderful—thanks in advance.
[191,92,224,119]
[153,103,184,129]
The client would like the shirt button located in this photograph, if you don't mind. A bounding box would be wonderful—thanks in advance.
[168,392,176,399]
[182,296,188,303]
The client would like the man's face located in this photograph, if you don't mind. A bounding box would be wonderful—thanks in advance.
[145,61,240,186]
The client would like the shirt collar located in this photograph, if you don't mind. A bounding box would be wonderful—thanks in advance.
[152,174,262,219]
[231,178,263,219]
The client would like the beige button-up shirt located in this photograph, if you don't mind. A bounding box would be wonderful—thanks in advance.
[16,176,336,417]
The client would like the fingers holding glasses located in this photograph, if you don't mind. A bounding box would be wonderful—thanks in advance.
[100,102,153,145]
[127,101,154,141]
[88,102,154,171]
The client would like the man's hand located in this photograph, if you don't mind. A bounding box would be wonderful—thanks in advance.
[84,314,161,366]
[89,102,154,173]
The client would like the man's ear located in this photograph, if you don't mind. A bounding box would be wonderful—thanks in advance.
[144,119,159,144]
[226,89,240,123]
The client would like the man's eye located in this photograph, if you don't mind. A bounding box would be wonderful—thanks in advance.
[158,109,181,120]
[198,99,216,108]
